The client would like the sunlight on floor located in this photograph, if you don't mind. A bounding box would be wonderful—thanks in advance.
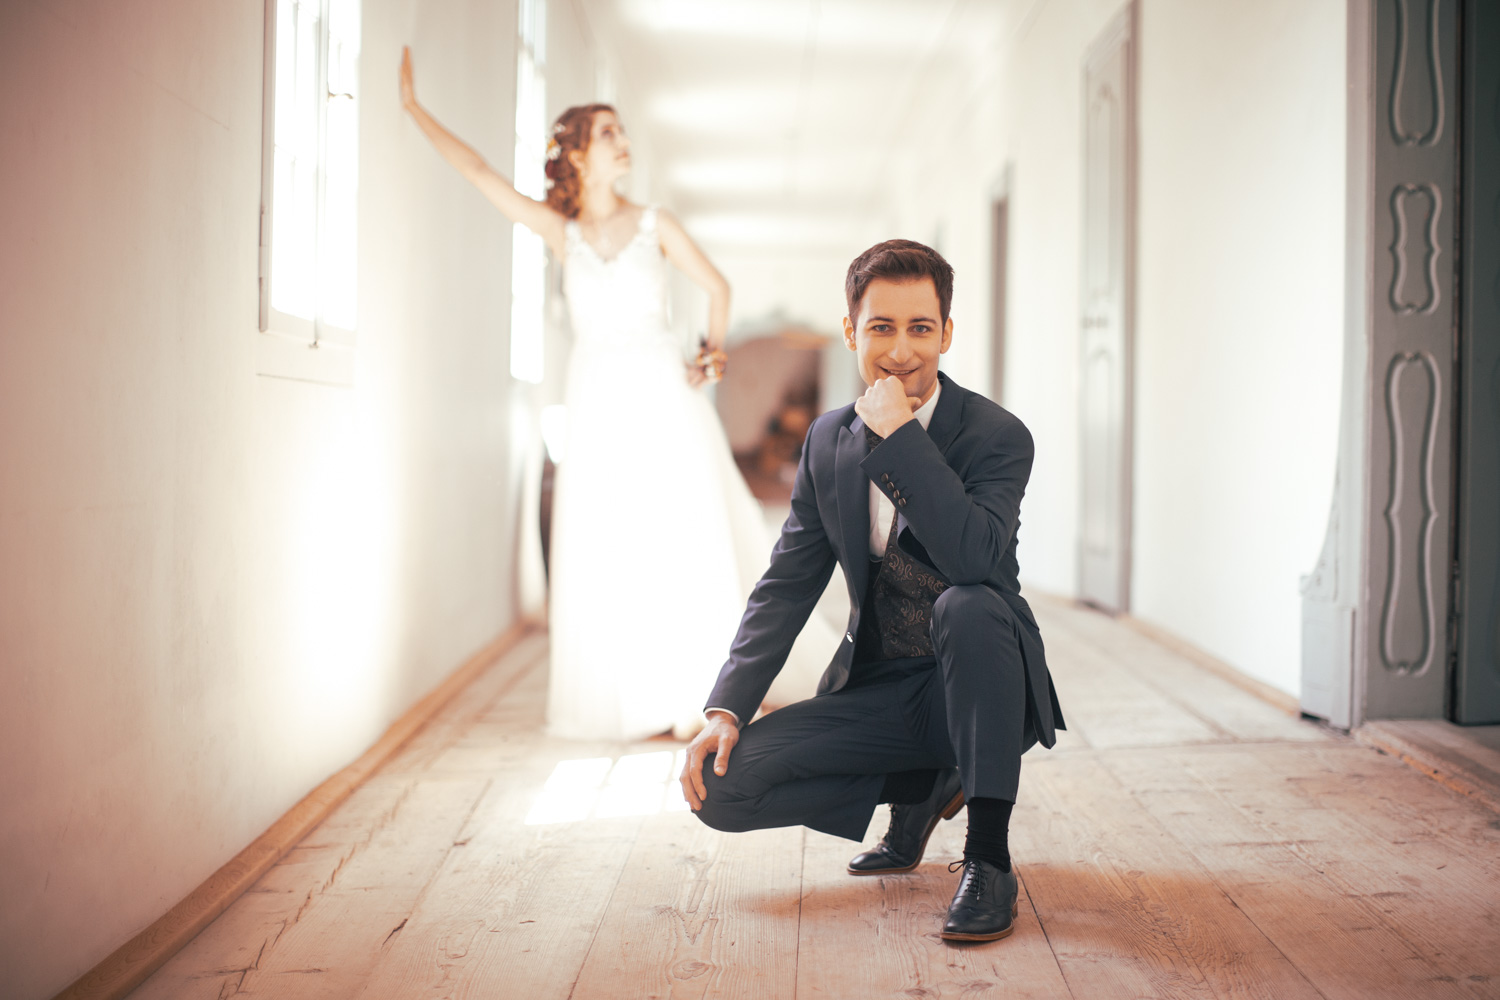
[524,749,692,824]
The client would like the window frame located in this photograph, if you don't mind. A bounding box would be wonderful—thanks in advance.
[257,0,359,386]
[508,0,548,385]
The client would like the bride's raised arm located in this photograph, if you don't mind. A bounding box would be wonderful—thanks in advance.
[399,46,567,258]
[657,209,731,352]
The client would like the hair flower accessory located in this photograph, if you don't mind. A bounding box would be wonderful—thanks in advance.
[546,137,562,161]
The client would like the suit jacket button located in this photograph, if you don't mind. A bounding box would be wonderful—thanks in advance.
[898,498,907,507]
[881,474,890,482]
[845,632,853,641]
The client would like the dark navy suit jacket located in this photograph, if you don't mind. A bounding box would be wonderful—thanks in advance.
[705,372,1064,747]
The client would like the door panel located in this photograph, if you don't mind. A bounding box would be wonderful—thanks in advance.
[1078,4,1135,613]
[1362,0,1458,719]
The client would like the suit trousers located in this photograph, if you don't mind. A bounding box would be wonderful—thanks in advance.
[696,585,1034,842]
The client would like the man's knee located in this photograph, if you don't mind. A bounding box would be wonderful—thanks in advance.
[932,584,1014,634]
[693,756,758,833]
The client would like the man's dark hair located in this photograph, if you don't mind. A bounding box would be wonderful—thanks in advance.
[844,239,955,324]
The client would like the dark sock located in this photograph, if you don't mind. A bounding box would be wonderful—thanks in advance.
[879,769,939,805]
[963,796,1014,872]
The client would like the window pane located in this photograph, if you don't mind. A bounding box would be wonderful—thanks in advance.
[321,0,361,331]
[270,0,321,321]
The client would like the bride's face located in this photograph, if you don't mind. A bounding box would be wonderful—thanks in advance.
[574,111,631,185]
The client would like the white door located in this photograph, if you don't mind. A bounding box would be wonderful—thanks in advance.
[1078,5,1136,614]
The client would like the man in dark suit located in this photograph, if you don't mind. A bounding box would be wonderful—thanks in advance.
[678,239,1063,942]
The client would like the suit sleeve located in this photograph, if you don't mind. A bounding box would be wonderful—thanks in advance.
[704,431,837,724]
[860,410,1033,586]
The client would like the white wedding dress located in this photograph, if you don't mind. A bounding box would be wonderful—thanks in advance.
[546,206,836,741]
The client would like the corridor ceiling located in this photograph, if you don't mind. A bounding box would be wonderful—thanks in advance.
[580,0,1017,254]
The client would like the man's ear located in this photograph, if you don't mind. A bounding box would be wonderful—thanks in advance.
[842,316,858,352]
[939,317,954,354]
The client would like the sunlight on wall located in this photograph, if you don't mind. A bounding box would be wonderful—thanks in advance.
[280,402,400,753]
[525,750,691,824]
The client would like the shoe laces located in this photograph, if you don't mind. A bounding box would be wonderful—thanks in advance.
[949,858,988,895]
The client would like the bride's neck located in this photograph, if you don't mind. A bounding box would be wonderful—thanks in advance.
[577,180,623,223]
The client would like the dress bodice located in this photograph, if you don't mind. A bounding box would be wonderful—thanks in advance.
[562,206,675,353]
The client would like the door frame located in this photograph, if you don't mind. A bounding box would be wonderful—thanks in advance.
[990,165,1013,406]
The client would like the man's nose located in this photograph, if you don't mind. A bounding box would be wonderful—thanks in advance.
[886,334,914,364]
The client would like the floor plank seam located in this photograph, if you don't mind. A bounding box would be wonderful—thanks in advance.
[563,819,643,1000]
[419,643,546,764]
[1353,727,1500,816]
[1019,872,1078,1000]
[1088,756,1252,994]
[1062,618,1253,744]
[1103,758,1336,1000]
[792,826,805,1000]
[1181,754,1481,994]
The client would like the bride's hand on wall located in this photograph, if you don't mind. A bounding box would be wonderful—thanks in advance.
[398,46,418,111]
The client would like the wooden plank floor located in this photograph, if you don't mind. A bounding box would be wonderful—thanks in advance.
[130,603,1500,999]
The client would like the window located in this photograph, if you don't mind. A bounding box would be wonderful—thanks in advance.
[510,0,548,384]
[258,0,361,383]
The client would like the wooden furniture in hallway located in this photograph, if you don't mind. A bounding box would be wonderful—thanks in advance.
[128,603,1500,999]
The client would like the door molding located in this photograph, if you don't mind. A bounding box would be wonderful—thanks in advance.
[1301,0,1459,727]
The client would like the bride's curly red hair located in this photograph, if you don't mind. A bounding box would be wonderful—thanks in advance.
[544,103,617,219]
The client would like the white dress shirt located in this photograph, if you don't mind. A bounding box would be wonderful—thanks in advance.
[868,381,941,558]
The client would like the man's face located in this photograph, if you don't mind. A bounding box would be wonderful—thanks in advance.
[843,277,953,406]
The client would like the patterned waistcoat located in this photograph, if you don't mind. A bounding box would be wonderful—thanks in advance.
[855,428,950,661]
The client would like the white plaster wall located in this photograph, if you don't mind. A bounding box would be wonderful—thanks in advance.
[874,0,1345,695]
[0,1,601,995]
[1131,0,1345,694]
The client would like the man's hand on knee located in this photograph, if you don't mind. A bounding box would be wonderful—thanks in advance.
[680,711,740,811]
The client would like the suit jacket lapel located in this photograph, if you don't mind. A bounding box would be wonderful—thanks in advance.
[836,414,872,600]
[891,375,963,571]
[925,372,964,455]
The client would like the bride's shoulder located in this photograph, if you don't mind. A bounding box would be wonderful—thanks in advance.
[649,204,686,232]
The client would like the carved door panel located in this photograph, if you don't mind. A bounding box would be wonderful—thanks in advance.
[1363,0,1459,719]
[1078,5,1135,614]
[1454,0,1500,723]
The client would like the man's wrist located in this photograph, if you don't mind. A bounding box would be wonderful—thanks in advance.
[704,707,740,728]
[871,413,916,439]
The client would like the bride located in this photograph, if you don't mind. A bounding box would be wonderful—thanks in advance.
[399,49,836,741]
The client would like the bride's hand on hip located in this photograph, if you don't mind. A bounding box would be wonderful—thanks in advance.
[680,712,739,810]
[685,361,709,388]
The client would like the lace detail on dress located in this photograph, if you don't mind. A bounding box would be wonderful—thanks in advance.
[562,205,670,350]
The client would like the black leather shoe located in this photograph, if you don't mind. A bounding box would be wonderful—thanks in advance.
[847,768,965,875]
[940,858,1019,942]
